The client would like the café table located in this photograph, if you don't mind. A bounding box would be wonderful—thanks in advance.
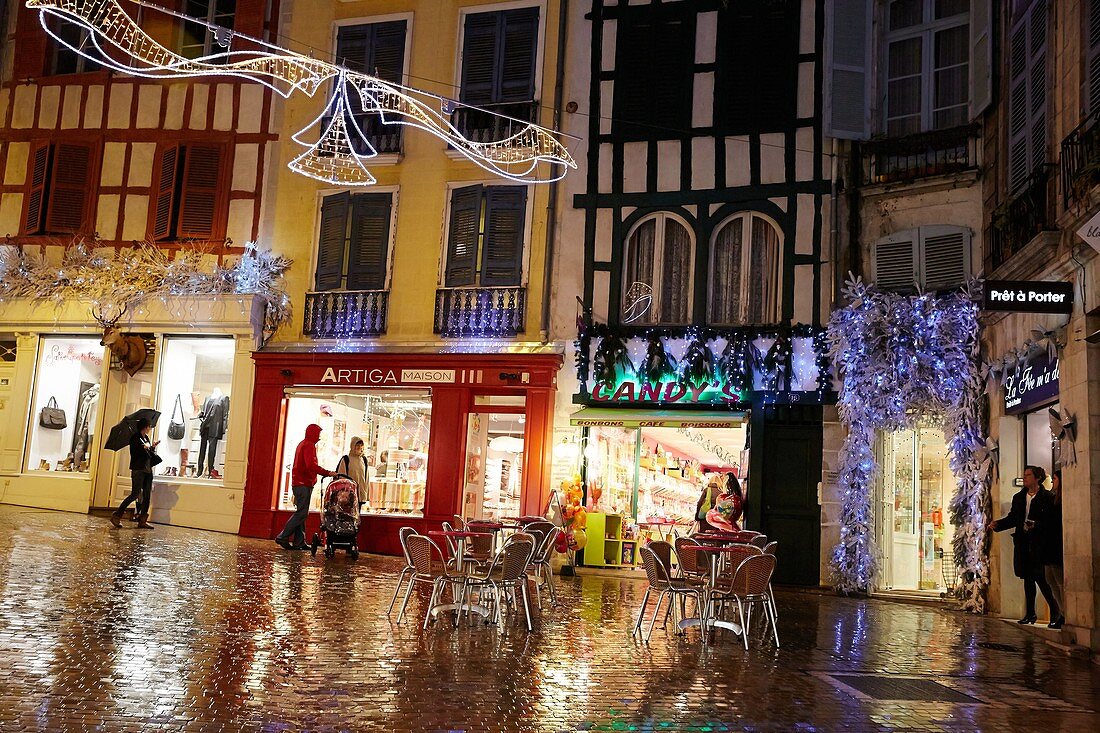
[638,520,679,544]
[676,544,744,641]
[425,530,495,620]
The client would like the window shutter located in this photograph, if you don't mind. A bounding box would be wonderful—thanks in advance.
[716,2,798,133]
[335,24,371,72]
[1008,2,1049,193]
[44,143,92,233]
[22,142,51,235]
[499,8,539,103]
[150,144,181,241]
[824,0,872,140]
[346,193,392,291]
[461,13,499,105]
[445,185,483,287]
[872,230,917,293]
[177,144,224,238]
[969,0,993,118]
[315,192,349,291]
[1089,0,1100,112]
[1028,2,1048,170]
[918,226,971,291]
[480,186,527,287]
[370,21,407,84]
[613,8,693,140]
[1007,17,1030,192]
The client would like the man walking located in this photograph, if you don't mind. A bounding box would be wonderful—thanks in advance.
[276,423,334,550]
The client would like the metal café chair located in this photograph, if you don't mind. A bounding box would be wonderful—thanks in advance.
[634,543,704,643]
[401,534,465,629]
[749,535,769,549]
[524,520,560,607]
[710,554,779,649]
[388,526,419,617]
[490,535,538,631]
[674,536,710,585]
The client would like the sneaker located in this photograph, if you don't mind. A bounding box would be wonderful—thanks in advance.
[1048,616,1064,629]
[275,538,293,550]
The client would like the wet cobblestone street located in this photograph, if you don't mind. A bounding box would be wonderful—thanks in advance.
[0,506,1097,732]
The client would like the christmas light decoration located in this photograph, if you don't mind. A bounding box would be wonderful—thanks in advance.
[27,0,576,185]
[827,275,989,611]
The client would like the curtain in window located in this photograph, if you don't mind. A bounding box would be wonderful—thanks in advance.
[623,219,656,323]
[660,219,691,324]
[747,217,780,324]
[709,217,744,325]
[932,24,970,129]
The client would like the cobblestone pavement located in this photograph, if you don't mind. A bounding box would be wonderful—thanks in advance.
[0,506,1098,732]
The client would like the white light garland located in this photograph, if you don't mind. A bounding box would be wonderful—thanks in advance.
[27,0,576,185]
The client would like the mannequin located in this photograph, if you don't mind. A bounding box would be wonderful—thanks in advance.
[197,387,229,478]
[72,383,100,469]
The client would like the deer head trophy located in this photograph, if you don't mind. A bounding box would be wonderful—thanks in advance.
[92,304,148,376]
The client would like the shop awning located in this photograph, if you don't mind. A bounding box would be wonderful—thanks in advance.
[568,408,746,429]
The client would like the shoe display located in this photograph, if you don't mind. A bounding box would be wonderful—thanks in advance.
[77,459,89,472]
[38,459,50,471]
[1018,615,1037,624]
[209,469,221,480]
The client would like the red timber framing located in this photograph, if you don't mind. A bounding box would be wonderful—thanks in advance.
[0,0,278,251]
[241,352,562,556]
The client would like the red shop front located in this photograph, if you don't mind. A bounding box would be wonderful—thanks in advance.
[239,351,561,555]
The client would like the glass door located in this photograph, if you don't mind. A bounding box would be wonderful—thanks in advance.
[462,409,526,521]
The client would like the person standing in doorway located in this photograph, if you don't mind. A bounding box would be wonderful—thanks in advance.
[1042,469,1065,629]
[991,465,1059,625]
[276,424,334,550]
[109,418,158,530]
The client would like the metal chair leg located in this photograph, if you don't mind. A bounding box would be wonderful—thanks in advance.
[633,587,651,636]
[766,598,780,647]
[387,568,411,615]
[423,579,441,630]
[519,578,533,631]
[646,590,668,643]
[735,597,748,650]
[396,576,417,623]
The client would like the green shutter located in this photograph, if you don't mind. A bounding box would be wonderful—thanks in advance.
[346,193,392,291]
[480,186,526,287]
[315,192,350,291]
[445,185,483,287]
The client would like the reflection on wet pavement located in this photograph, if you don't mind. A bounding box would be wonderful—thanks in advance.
[0,506,1097,732]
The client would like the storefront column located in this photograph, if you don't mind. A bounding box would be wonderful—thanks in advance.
[0,334,36,477]
[423,386,465,523]
[521,388,556,517]
[222,334,258,490]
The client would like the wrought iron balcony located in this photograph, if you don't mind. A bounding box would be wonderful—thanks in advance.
[986,166,1054,273]
[860,124,978,186]
[1061,109,1100,205]
[303,290,388,339]
[451,101,539,144]
[434,287,526,338]
[320,112,402,155]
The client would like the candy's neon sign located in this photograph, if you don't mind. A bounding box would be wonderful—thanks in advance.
[591,379,745,404]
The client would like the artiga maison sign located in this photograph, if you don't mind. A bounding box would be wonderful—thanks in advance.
[319,368,456,385]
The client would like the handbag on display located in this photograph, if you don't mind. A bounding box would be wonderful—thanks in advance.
[167,394,186,440]
[39,397,67,430]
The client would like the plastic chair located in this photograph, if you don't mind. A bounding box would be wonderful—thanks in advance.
[388,527,419,617]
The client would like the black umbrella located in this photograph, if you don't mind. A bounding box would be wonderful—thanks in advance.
[104,408,162,451]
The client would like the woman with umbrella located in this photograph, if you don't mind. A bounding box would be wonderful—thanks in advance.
[107,413,160,529]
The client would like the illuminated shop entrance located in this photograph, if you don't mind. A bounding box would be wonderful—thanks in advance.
[876,428,957,592]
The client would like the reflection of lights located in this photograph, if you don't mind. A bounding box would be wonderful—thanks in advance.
[488,435,524,453]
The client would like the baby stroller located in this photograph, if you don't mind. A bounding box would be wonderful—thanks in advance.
[310,474,361,560]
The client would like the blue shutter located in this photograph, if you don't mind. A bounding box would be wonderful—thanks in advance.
[346,193,392,291]
[480,186,527,287]
[445,185,483,287]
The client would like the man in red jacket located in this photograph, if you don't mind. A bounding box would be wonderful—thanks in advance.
[276,423,334,550]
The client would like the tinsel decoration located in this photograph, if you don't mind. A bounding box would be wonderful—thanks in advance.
[592,334,631,392]
[828,275,989,612]
[1048,408,1077,467]
[718,335,754,394]
[637,333,676,385]
[678,333,714,386]
[0,239,292,342]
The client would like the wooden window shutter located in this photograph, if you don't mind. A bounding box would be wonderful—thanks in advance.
[1089,0,1100,112]
[370,21,407,84]
[315,192,350,291]
[22,142,52,235]
[445,185,483,287]
[613,7,693,140]
[480,186,527,287]
[1007,16,1030,193]
[44,143,93,233]
[461,13,499,105]
[335,23,371,71]
[823,0,872,140]
[918,226,971,292]
[346,193,392,291]
[717,2,797,133]
[872,230,917,293]
[499,8,539,103]
[969,0,993,118]
[150,144,181,241]
[177,144,224,238]
[1027,2,1048,171]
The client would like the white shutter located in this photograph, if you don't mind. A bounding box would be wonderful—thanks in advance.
[918,226,972,291]
[872,230,917,293]
[969,0,993,118]
[824,0,872,140]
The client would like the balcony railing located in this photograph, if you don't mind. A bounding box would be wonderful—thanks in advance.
[860,124,979,185]
[986,166,1054,273]
[1061,109,1100,205]
[321,112,402,155]
[303,290,388,339]
[434,287,526,338]
[451,101,539,144]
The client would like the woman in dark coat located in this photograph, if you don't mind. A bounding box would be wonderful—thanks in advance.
[1042,470,1065,629]
[109,418,159,529]
[992,465,1059,625]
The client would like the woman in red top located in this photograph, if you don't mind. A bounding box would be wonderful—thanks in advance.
[276,424,334,550]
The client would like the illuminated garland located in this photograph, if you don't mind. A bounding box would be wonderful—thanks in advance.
[827,275,989,611]
[27,0,576,185]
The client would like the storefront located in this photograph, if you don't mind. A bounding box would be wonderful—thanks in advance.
[240,350,561,556]
[0,297,263,532]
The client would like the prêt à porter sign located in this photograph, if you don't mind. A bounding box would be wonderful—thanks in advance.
[984,280,1073,314]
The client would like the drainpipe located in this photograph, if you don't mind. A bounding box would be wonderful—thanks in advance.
[539,0,569,343]
[830,137,841,309]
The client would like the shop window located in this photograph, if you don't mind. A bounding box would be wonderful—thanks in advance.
[1007,0,1049,193]
[714,0,798,133]
[883,0,970,136]
[149,143,227,241]
[462,412,526,520]
[179,0,237,59]
[1024,403,1057,475]
[872,225,971,293]
[620,213,693,325]
[612,5,694,140]
[22,142,97,236]
[314,192,394,292]
[44,13,102,75]
[25,336,105,474]
[334,20,407,153]
[153,337,234,481]
[458,6,540,131]
[708,213,781,326]
[278,389,431,516]
[444,185,528,288]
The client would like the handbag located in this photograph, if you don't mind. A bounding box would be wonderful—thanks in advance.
[167,394,186,440]
[39,397,67,430]
[149,450,164,468]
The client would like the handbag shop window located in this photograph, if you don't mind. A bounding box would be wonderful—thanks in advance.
[278,389,431,516]
[26,336,105,473]
[155,337,234,481]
